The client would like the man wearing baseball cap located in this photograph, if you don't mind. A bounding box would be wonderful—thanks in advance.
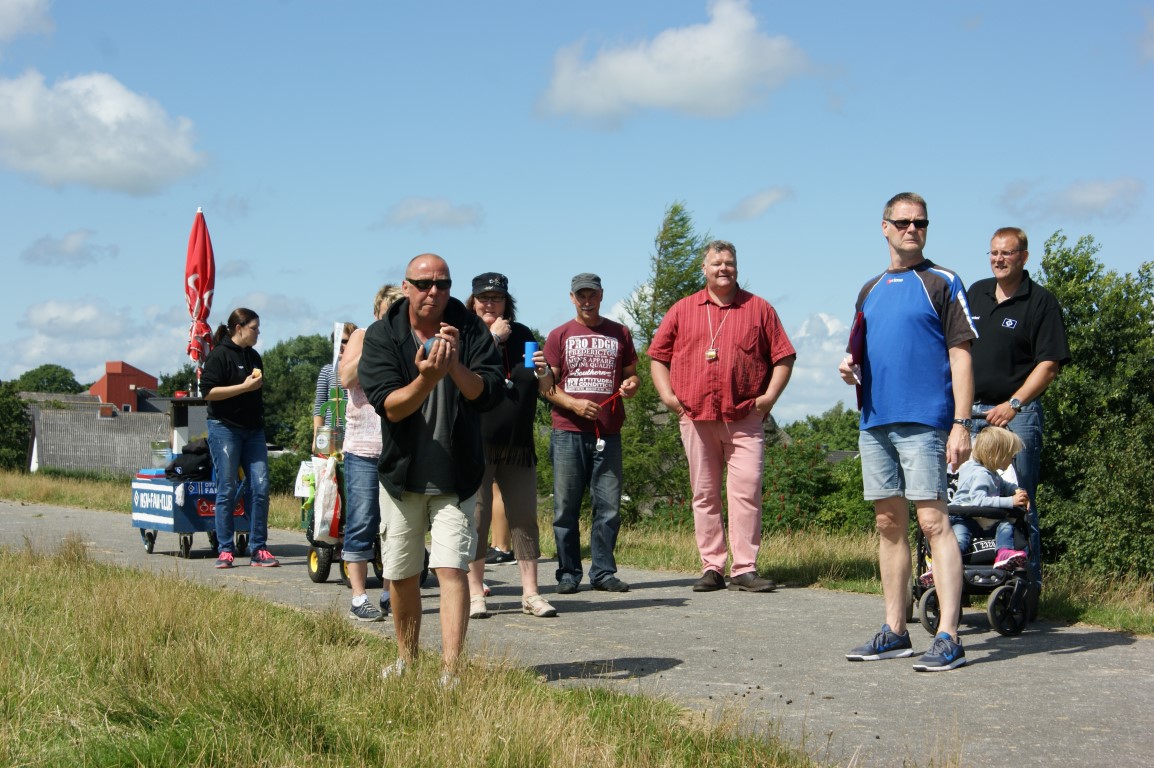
[542,273,640,594]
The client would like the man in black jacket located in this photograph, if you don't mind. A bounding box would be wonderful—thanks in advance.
[359,253,503,682]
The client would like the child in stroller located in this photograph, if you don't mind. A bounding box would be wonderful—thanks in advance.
[914,426,1034,636]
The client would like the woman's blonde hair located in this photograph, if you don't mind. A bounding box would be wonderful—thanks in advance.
[972,425,1024,470]
[373,283,404,318]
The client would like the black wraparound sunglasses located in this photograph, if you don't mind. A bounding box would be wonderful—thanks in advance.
[885,218,929,230]
[406,278,452,291]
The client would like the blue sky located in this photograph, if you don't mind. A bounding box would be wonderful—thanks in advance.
[2,0,1151,424]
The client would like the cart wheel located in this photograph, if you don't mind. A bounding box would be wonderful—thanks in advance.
[235,534,249,558]
[140,529,156,554]
[308,546,332,583]
[988,583,1027,636]
[178,534,193,559]
[340,557,352,588]
[207,529,219,553]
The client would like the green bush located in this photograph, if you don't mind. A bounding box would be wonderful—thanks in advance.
[1041,408,1154,577]
[268,451,308,496]
[761,443,837,532]
[813,457,876,533]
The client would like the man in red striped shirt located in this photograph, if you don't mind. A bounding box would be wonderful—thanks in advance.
[649,240,796,593]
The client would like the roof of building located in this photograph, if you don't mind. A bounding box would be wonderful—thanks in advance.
[19,391,101,406]
[30,405,169,476]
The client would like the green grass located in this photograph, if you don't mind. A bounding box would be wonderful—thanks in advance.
[0,535,813,768]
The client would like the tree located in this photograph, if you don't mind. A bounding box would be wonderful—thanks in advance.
[157,363,200,396]
[1034,232,1154,575]
[14,364,83,394]
[0,381,32,470]
[615,203,710,519]
[784,402,861,451]
[259,334,332,450]
[622,201,709,348]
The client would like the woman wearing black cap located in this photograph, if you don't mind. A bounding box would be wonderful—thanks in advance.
[464,272,556,618]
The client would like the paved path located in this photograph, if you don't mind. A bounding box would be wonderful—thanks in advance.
[3,500,1153,767]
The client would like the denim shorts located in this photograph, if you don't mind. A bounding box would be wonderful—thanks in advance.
[858,423,948,501]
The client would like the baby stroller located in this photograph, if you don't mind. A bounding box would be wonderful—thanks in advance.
[912,472,1038,636]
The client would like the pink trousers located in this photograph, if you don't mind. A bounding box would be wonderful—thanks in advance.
[679,410,765,576]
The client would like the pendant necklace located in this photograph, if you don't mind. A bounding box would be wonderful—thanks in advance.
[705,302,729,362]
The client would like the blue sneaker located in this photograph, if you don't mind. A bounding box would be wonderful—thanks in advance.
[913,632,967,672]
[845,624,914,661]
[349,599,384,623]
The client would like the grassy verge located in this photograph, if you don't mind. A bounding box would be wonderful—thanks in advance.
[2,469,1152,636]
[0,535,813,768]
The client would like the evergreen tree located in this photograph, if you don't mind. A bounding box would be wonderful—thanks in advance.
[617,203,709,519]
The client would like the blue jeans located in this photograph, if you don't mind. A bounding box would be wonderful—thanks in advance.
[951,517,1015,554]
[207,419,269,554]
[550,429,622,586]
[972,401,1044,584]
[342,452,381,562]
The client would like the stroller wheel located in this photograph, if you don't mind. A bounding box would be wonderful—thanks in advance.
[988,583,1027,636]
[917,587,963,636]
[918,588,942,635]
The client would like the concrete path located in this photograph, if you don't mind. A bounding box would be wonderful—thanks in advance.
[3,500,1152,767]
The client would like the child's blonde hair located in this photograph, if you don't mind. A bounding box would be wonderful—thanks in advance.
[972,425,1024,470]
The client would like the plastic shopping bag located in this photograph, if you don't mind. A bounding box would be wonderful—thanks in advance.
[311,456,342,545]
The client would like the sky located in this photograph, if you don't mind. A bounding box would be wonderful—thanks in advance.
[1,0,1151,424]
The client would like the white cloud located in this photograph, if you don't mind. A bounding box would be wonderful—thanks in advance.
[1001,177,1144,222]
[20,229,118,267]
[0,70,205,194]
[376,197,484,231]
[540,0,809,123]
[720,186,793,222]
[774,312,855,424]
[4,298,188,382]
[0,0,53,45]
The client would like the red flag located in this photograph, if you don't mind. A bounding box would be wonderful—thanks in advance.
[185,208,216,370]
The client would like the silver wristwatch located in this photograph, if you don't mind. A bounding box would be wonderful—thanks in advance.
[1009,397,1022,412]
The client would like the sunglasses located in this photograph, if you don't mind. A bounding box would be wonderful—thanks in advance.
[886,219,929,230]
[988,250,1022,258]
[406,278,452,291]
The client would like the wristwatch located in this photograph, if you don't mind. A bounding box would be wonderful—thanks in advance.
[952,418,973,430]
[1008,397,1022,412]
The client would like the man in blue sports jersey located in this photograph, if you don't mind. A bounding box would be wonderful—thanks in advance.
[838,192,977,672]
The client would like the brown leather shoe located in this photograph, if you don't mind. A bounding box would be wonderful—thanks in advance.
[727,572,777,592]
[692,570,726,592]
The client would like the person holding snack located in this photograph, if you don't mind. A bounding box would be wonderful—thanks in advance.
[201,307,279,569]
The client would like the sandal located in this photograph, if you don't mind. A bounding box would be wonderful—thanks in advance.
[521,593,557,618]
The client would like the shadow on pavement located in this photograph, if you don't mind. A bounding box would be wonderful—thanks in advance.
[530,655,683,682]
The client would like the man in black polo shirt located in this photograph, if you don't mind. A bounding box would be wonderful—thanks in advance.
[967,227,1070,595]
